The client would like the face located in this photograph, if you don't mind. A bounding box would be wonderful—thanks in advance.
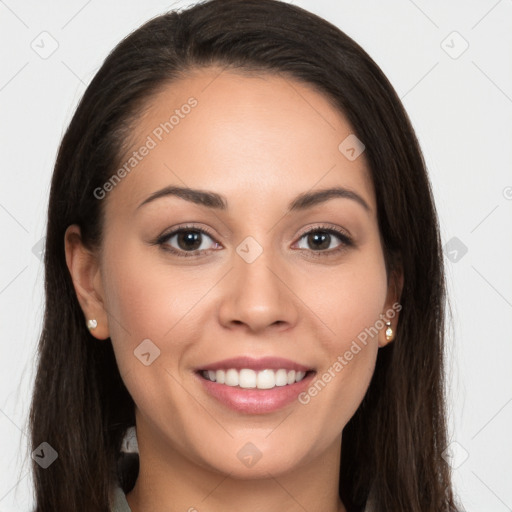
[68,68,401,479]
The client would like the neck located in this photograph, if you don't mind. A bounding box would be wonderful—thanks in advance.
[126,423,347,512]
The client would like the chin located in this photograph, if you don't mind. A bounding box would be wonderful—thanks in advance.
[188,437,310,480]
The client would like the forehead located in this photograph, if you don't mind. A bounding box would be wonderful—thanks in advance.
[106,67,375,217]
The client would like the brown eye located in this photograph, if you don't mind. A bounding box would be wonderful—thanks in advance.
[295,226,353,254]
[157,226,221,257]
[173,230,204,251]
[301,231,334,251]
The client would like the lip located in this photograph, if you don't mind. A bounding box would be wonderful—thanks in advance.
[194,356,316,414]
[196,356,312,372]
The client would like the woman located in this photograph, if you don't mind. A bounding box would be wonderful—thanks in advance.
[29,0,460,510]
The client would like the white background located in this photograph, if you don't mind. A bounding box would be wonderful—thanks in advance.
[1,1,511,510]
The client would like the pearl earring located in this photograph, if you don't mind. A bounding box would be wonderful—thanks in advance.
[87,319,98,330]
[385,321,394,342]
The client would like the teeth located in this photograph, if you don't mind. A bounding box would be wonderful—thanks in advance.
[275,369,288,386]
[240,369,257,388]
[257,369,274,389]
[225,369,239,386]
[296,370,306,381]
[201,368,308,389]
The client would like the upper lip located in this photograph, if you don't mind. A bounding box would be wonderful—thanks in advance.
[197,356,313,372]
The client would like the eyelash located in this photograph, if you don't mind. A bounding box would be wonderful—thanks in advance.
[154,223,354,259]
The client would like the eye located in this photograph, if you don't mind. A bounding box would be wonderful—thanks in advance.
[294,225,353,256]
[154,223,354,258]
[156,225,221,257]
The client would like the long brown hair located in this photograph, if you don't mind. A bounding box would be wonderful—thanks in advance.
[29,0,460,510]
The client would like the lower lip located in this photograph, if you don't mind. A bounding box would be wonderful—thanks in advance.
[195,371,316,414]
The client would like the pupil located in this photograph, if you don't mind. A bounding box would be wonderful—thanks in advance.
[179,231,201,250]
[309,232,329,250]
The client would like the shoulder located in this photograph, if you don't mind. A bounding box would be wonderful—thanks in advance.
[110,485,132,512]
[111,450,139,512]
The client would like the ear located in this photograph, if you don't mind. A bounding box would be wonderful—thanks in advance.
[64,224,110,340]
[378,266,404,348]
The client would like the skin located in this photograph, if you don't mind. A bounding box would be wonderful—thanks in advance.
[65,68,403,512]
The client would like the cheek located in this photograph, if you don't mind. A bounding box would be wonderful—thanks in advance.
[298,247,388,349]
[331,275,386,345]
[294,247,387,422]
[100,243,202,424]
[101,239,203,340]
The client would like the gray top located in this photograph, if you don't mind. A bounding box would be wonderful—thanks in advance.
[111,486,131,512]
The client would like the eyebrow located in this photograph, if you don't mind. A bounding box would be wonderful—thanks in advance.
[137,185,371,213]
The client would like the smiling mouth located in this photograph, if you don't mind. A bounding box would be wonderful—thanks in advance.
[198,368,315,390]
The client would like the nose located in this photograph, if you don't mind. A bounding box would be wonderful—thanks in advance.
[217,244,299,334]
